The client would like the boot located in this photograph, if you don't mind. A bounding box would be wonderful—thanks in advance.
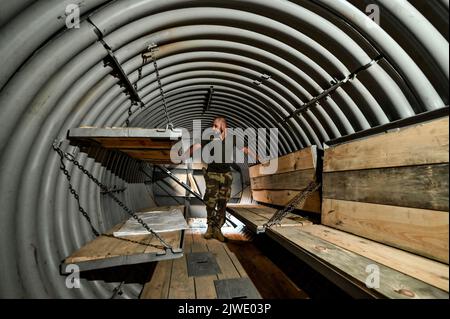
[204,225,214,239]
[213,227,227,242]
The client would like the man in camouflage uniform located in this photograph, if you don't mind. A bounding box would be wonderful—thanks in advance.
[203,169,233,241]
[182,117,257,242]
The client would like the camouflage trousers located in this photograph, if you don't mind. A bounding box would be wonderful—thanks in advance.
[203,170,233,229]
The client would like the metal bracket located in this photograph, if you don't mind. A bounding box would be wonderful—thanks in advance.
[88,18,144,107]
[186,252,221,277]
[204,86,214,112]
[214,278,262,299]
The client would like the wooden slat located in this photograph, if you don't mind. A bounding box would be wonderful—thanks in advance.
[299,225,449,292]
[207,240,241,280]
[323,164,449,211]
[321,199,449,263]
[323,117,449,172]
[140,260,173,299]
[93,137,175,149]
[227,205,312,229]
[187,173,200,195]
[168,254,195,299]
[143,230,182,254]
[268,227,449,299]
[122,149,174,160]
[250,169,316,191]
[252,190,321,213]
[190,231,218,299]
[249,146,317,178]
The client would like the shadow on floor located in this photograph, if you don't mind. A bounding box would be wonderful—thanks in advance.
[226,228,351,299]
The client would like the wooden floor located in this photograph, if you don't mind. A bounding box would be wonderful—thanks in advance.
[139,222,311,299]
[140,228,251,299]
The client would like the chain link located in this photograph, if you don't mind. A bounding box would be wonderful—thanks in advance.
[52,141,173,250]
[264,180,320,228]
[149,45,173,130]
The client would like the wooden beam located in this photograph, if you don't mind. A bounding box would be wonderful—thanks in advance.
[323,117,449,172]
[250,168,316,191]
[321,198,449,263]
[267,227,449,299]
[300,225,449,292]
[94,137,175,149]
[140,260,173,299]
[323,164,449,211]
[249,146,317,178]
[252,190,321,213]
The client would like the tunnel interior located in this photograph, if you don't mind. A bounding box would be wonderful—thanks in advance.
[0,0,448,298]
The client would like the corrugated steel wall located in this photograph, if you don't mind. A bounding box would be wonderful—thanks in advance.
[0,0,448,298]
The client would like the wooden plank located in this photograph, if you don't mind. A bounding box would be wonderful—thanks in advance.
[321,199,449,263]
[190,231,218,299]
[300,225,449,292]
[268,227,449,299]
[249,146,317,178]
[187,173,200,195]
[222,245,249,278]
[69,126,182,139]
[207,240,241,280]
[227,206,312,234]
[323,117,449,172]
[144,230,182,254]
[93,137,175,149]
[140,260,173,299]
[323,164,449,211]
[122,149,174,160]
[250,168,316,191]
[168,254,196,299]
[244,207,312,226]
[252,189,321,213]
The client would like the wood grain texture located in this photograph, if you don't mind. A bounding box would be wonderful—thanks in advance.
[226,205,312,230]
[268,226,449,299]
[249,146,317,178]
[323,117,449,172]
[94,137,175,149]
[321,199,449,263]
[252,190,321,213]
[323,164,449,211]
[250,169,316,190]
[168,255,196,299]
[299,225,449,292]
[140,260,173,299]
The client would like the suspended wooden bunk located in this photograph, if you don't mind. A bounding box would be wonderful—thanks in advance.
[61,205,187,273]
[227,117,449,299]
[68,126,183,164]
[55,126,187,273]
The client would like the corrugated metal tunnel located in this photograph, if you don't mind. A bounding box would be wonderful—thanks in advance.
[0,0,448,298]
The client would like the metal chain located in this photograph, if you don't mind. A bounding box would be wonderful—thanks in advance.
[264,180,321,228]
[149,44,173,130]
[52,141,173,250]
[54,145,101,236]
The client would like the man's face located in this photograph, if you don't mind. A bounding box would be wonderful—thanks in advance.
[212,120,221,133]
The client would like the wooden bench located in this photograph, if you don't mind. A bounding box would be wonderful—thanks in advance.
[228,117,449,299]
[61,206,185,272]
